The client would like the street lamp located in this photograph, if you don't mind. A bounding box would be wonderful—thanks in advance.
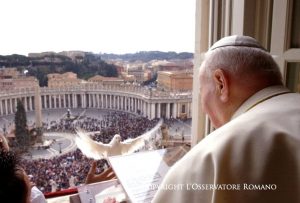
[58,142,62,154]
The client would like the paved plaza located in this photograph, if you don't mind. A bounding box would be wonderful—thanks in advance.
[0,108,191,160]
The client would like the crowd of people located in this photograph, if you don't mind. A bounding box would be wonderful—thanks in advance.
[21,111,164,194]
[21,149,107,193]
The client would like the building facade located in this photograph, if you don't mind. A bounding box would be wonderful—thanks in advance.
[88,75,124,85]
[157,71,193,91]
[47,72,83,88]
[0,84,192,123]
[0,68,39,91]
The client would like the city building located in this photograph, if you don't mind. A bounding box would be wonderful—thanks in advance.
[0,68,39,91]
[47,72,83,88]
[58,51,85,61]
[151,60,193,72]
[126,65,145,83]
[88,75,124,85]
[157,71,193,91]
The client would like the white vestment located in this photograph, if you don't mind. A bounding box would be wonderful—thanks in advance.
[30,186,47,203]
[152,86,300,203]
[50,180,58,192]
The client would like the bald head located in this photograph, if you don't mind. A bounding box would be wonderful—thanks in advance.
[199,35,283,128]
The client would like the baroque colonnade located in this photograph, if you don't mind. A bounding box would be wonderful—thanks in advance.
[0,84,192,126]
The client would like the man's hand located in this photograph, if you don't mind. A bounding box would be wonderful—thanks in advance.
[103,197,118,203]
[85,161,116,184]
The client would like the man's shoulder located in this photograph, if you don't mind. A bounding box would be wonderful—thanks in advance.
[172,92,300,169]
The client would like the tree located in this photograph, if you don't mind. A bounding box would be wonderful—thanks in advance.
[14,100,30,150]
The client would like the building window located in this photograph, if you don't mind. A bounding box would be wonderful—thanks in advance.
[286,62,300,92]
[290,0,300,48]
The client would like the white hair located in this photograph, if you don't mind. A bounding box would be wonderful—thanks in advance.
[203,46,283,85]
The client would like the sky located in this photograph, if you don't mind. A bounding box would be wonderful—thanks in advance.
[0,0,195,56]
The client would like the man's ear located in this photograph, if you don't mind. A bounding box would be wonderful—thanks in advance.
[213,69,229,102]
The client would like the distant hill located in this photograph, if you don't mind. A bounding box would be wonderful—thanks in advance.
[100,51,193,62]
[0,53,118,87]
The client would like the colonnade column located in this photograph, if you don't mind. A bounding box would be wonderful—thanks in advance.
[12,98,16,113]
[110,95,113,109]
[146,103,150,119]
[151,103,156,119]
[72,94,75,108]
[89,94,92,108]
[105,95,108,109]
[44,95,46,109]
[140,99,144,115]
[54,95,57,109]
[65,94,67,108]
[4,99,7,114]
[135,98,138,113]
[23,97,27,111]
[120,96,122,110]
[127,97,130,111]
[92,94,95,108]
[10,99,13,113]
[89,94,93,108]
[68,94,70,108]
[143,101,147,117]
[97,94,100,108]
[92,94,96,108]
[108,95,111,109]
[166,103,170,119]
[74,94,77,108]
[27,97,30,111]
[80,94,84,108]
[112,95,115,109]
[157,103,161,118]
[117,96,119,110]
[88,94,91,107]
[173,103,177,119]
[124,97,127,111]
[120,96,123,110]
[64,94,66,108]
[0,100,3,115]
[15,99,17,112]
[109,95,111,109]
[187,102,191,118]
[116,96,118,110]
[131,97,134,112]
[58,95,61,108]
[49,95,52,109]
[34,87,42,128]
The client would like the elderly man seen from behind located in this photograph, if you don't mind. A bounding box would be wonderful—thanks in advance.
[152,35,300,203]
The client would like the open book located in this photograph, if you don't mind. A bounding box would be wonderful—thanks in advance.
[107,146,189,203]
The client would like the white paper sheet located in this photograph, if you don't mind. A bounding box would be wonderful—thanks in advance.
[109,149,170,203]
